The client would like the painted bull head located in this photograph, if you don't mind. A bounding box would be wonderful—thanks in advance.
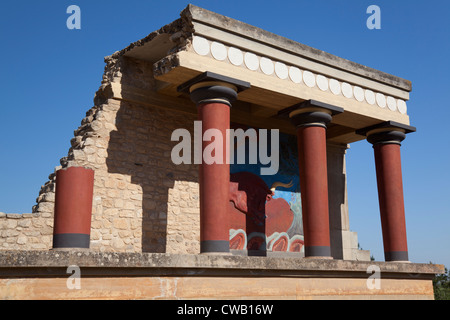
[229,171,295,241]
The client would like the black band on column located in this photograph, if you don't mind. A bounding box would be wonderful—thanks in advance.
[385,251,409,262]
[305,246,331,257]
[53,233,90,249]
[200,240,230,253]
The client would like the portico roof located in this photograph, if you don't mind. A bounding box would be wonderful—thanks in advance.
[109,4,413,144]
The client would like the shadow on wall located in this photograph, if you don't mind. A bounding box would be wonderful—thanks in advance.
[106,99,198,253]
[102,101,346,255]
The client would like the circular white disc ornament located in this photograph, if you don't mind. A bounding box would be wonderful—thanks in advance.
[387,96,397,111]
[316,75,329,91]
[210,41,227,61]
[376,93,387,108]
[244,52,259,71]
[329,79,341,95]
[303,71,316,88]
[397,100,407,114]
[192,36,210,56]
[228,47,243,66]
[260,57,274,75]
[354,86,364,102]
[289,66,302,83]
[275,62,288,79]
[365,90,376,105]
[342,82,353,98]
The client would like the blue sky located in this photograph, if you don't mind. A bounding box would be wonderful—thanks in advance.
[0,0,449,267]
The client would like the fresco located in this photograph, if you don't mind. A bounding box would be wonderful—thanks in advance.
[228,124,304,254]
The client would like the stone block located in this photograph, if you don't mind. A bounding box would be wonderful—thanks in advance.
[355,250,371,262]
[6,213,23,219]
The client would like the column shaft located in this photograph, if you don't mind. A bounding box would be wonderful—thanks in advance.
[53,167,94,249]
[297,125,331,257]
[199,102,230,253]
[178,72,250,254]
[357,121,416,262]
[374,143,408,261]
[285,100,343,258]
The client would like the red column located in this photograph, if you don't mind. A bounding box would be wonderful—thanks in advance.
[364,126,414,261]
[297,125,331,257]
[53,166,94,249]
[374,143,408,261]
[178,72,250,253]
[358,121,416,262]
[288,100,343,258]
[198,102,230,253]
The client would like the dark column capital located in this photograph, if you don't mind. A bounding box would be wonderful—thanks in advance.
[279,100,344,129]
[356,121,416,146]
[178,71,250,107]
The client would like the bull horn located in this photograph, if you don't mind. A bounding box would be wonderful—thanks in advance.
[270,180,293,192]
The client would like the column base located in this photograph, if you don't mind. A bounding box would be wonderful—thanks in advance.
[305,246,332,258]
[385,251,409,262]
[200,240,230,254]
[52,233,90,249]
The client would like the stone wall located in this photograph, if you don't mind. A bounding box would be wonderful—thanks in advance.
[0,213,53,250]
[0,51,367,259]
[0,169,58,250]
[82,98,199,253]
[0,54,201,254]
[0,251,443,300]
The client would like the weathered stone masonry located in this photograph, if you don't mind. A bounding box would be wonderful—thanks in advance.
[0,213,53,250]
[0,5,445,301]
[1,57,201,254]
[0,10,204,253]
[0,5,412,261]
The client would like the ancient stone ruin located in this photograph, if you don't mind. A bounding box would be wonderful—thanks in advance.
[0,5,443,300]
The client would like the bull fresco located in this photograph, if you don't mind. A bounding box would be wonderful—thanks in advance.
[229,125,303,254]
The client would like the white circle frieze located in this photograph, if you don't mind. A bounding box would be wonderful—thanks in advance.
[317,75,329,91]
[289,66,302,83]
[192,36,210,56]
[376,93,387,108]
[354,86,364,102]
[329,79,341,95]
[228,47,244,66]
[387,96,397,111]
[303,71,316,88]
[260,57,274,75]
[365,90,376,105]
[397,100,407,114]
[244,52,259,71]
[211,41,227,61]
[191,39,407,115]
[275,62,288,79]
[342,82,353,99]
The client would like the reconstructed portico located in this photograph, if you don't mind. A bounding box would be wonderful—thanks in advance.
[0,5,443,300]
[141,5,416,260]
